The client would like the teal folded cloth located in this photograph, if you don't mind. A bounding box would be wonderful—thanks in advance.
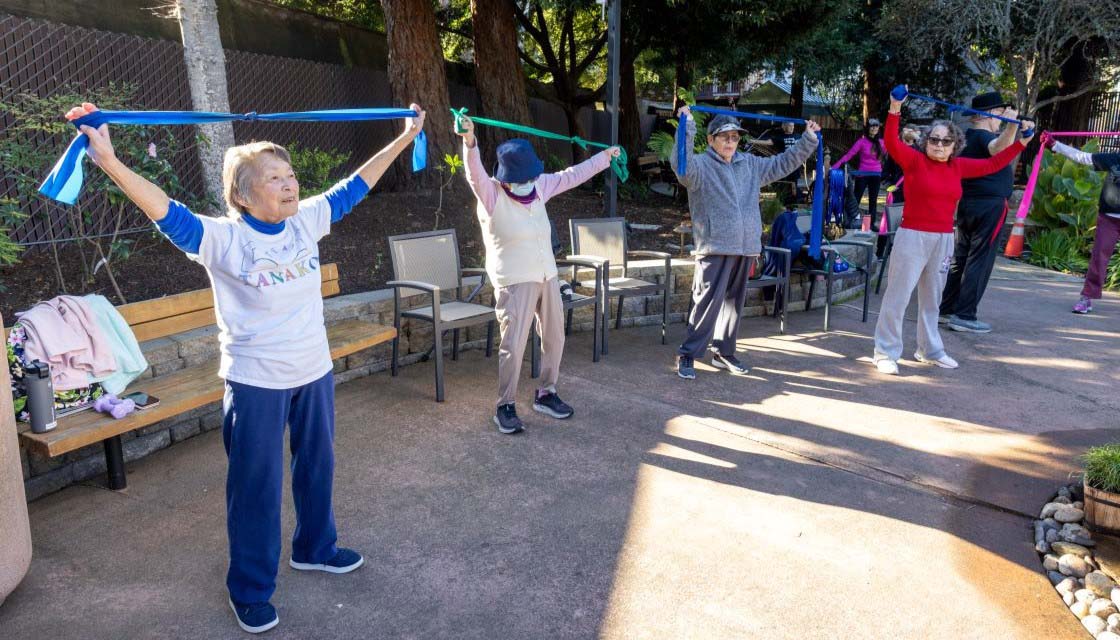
[84,295,149,394]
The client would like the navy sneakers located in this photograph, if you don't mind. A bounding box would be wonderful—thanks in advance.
[289,548,364,574]
[229,599,278,634]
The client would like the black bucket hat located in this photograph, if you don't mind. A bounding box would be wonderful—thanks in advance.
[971,91,1013,112]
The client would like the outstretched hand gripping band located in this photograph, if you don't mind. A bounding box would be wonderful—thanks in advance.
[450,108,628,183]
[40,107,427,205]
[1016,131,1120,221]
[677,105,826,258]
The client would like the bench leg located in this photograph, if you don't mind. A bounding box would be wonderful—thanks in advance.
[452,328,460,361]
[104,435,126,490]
[615,295,624,330]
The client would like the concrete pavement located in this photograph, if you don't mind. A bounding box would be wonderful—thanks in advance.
[0,258,1116,639]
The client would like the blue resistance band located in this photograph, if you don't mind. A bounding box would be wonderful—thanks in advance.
[40,108,427,205]
[827,169,846,226]
[678,105,826,258]
[891,85,1033,134]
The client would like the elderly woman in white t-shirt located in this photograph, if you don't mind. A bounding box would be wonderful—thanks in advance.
[65,101,426,634]
[455,116,620,435]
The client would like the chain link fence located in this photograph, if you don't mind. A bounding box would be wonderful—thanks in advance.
[0,13,440,251]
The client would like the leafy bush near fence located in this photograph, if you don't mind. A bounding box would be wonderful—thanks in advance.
[286,142,350,195]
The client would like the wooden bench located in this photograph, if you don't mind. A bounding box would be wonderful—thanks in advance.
[7,263,395,490]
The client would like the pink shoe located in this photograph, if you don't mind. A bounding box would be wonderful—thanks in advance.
[1073,296,1093,314]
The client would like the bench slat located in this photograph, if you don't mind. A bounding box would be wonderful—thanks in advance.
[132,308,217,343]
[117,288,215,326]
[19,318,396,458]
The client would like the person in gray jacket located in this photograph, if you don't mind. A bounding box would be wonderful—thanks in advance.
[671,106,820,379]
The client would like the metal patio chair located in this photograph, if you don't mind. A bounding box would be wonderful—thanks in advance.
[793,214,874,331]
[387,229,495,402]
[568,217,671,355]
[529,257,605,378]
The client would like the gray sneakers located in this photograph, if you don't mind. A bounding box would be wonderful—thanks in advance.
[947,315,992,333]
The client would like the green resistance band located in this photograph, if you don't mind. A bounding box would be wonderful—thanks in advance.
[451,108,628,183]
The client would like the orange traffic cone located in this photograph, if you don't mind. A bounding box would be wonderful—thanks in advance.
[1004,217,1025,258]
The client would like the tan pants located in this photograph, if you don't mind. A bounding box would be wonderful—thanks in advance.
[494,278,565,406]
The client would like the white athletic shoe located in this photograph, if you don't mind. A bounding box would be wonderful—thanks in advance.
[914,352,959,369]
[874,359,899,375]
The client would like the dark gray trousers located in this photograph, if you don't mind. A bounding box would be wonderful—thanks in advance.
[678,254,753,358]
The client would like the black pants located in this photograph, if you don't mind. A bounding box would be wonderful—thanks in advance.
[679,255,753,358]
[939,196,1008,321]
[853,175,881,226]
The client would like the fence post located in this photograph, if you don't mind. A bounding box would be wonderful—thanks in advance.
[177,0,235,210]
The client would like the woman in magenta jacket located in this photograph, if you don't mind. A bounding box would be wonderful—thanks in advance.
[833,118,887,224]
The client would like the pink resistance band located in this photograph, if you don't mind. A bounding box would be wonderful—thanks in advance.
[1016,131,1120,221]
[880,177,903,234]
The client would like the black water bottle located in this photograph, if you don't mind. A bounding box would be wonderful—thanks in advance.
[24,360,56,434]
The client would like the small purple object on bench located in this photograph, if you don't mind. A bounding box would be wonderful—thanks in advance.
[93,394,136,420]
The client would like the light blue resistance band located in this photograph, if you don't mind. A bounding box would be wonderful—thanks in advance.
[40,108,427,205]
[678,105,826,258]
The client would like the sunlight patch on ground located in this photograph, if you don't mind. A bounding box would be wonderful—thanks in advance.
[701,393,1061,482]
[989,356,1097,371]
[736,335,848,359]
[1054,327,1120,339]
[648,442,737,469]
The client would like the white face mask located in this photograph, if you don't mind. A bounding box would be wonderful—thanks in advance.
[507,181,536,197]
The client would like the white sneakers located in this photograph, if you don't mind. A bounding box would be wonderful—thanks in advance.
[873,352,959,375]
[914,352,959,369]
[874,359,899,375]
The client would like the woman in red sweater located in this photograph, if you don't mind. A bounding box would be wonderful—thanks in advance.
[873,88,1031,375]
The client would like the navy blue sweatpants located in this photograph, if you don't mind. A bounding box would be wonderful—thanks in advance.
[222,371,338,605]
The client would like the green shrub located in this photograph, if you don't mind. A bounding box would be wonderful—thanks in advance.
[286,143,350,195]
[1029,139,1104,252]
[1084,444,1120,494]
[760,194,785,225]
[1025,228,1087,274]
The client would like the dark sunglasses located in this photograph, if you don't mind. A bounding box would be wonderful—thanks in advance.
[927,136,955,147]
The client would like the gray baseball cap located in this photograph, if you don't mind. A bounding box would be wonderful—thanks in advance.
[707,114,746,136]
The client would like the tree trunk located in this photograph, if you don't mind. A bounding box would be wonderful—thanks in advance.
[471,0,533,166]
[380,0,455,185]
[1052,41,1097,132]
[618,32,642,159]
[862,61,886,122]
[789,64,805,119]
[561,103,589,163]
[673,46,693,111]
[177,0,235,211]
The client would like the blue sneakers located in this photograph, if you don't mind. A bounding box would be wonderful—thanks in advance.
[289,548,365,574]
[229,599,278,634]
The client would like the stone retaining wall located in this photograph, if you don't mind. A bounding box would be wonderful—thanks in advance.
[18,256,871,501]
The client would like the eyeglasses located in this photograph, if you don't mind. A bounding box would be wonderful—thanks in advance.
[927,136,955,147]
[715,133,741,143]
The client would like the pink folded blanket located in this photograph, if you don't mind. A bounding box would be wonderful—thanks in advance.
[16,295,118,390]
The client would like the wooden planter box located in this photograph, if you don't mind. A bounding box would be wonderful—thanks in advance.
[1085,483,1120,536]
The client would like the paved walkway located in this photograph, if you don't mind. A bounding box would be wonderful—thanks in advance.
[1,259,1117,639]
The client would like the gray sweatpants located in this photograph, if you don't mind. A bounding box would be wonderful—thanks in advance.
[678,254,755,358]
[873,228,954,362]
